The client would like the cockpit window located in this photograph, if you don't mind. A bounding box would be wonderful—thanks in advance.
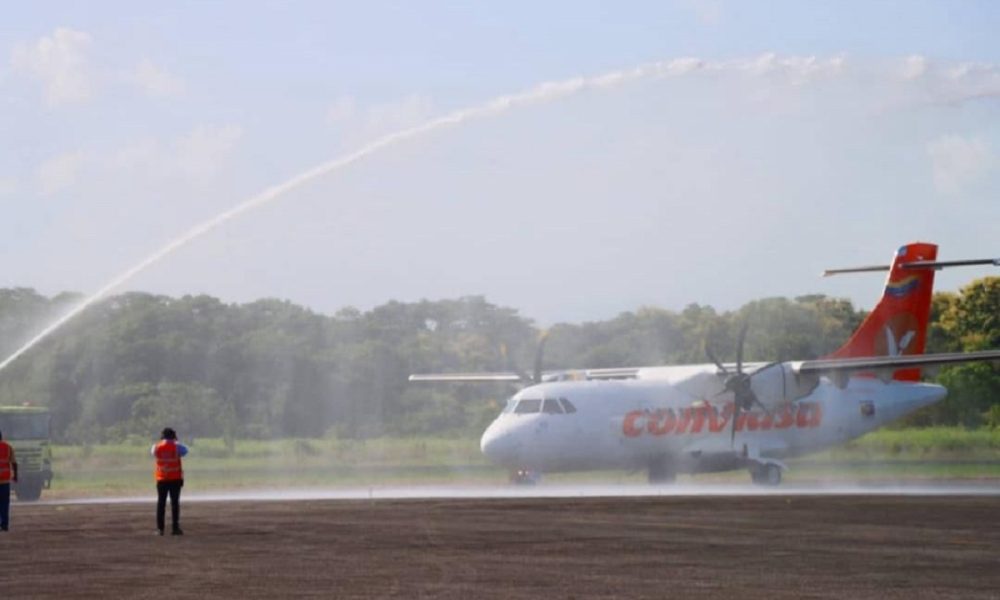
[510,397,575,415]
[514,399,542,414]
[558,398,577,413]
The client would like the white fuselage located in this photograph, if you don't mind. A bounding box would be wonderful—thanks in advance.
[479,364,946,475]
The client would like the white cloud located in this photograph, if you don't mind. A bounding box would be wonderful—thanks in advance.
[104,126,243,179]
[0,178,17,197]
[130,58,185,97]
[10,27,95,106]
[926,135,995,195]
[170,125,245,178]
[325,96,357,124]
[895,60,1000,105]
[32,125,242,195]
[676,0,723,25]
[110,138,159,170]
[365,93,433,131]
[10,29,188,105]
[900,55,927,80]
[946,62,1000,101]
[727,53,846,84]
[35,151,86,195]
[323,93,435,140]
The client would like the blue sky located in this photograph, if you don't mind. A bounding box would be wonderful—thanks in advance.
[1,1,999,324]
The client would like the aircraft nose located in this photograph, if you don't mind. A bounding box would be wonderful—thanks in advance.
[480,421,521,466]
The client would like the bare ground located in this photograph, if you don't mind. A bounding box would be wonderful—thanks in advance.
[2,495,998,599]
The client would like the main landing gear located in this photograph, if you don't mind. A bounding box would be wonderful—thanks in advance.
[749,462,782,486]
[647,460,676,485]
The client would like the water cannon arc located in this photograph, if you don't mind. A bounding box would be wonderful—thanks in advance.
[0,59,717,373]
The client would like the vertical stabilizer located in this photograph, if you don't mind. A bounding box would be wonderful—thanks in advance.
[826,242,938,381]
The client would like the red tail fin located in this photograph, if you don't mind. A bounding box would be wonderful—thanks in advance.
[826,242,938,381]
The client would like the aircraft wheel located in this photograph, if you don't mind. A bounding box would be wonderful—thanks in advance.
[509,470,540,485]
[647,461,676,485]
[750,464,782,486]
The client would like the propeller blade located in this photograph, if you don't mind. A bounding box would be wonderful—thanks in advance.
[730,402,739,445]
[533,330,550,383]
[736,323,748,374]
[500,342,531,383]
[751,395,772,416]
[705,344,728,374]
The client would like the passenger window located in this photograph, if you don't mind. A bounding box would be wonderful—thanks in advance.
[514,399,542,414]
[559,398,577,413]
[542,398,563,414]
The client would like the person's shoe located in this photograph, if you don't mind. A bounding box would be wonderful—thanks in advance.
[1,525,8,532]
[171,527,184,536]
[156,529,164,536]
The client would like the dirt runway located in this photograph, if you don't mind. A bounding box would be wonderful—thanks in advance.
[2,494,998,599]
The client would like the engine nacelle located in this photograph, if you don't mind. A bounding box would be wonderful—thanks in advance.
[749,363,820,411]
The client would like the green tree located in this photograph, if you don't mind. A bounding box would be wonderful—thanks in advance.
[906,277,1000,426]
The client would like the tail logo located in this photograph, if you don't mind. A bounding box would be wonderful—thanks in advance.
[873,312,919,356]
[885,276,919,299]
[884,326,915,356]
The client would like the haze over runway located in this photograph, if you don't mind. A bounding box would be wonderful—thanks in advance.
[37,481,1000,506]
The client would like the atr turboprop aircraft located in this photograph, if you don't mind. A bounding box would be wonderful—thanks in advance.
[411,242,1000,485]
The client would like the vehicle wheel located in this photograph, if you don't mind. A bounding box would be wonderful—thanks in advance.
[14,480,43,501]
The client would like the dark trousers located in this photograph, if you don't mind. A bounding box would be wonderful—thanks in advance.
[0,483,9,529]
[156,479,183,531]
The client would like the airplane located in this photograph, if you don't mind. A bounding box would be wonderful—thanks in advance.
[410,242,1000,485]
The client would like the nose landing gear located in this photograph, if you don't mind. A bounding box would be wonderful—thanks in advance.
[509,469,541,485]
[749,462,783,486]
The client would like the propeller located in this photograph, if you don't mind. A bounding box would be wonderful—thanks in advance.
[705,323,781,445]
[532,330,550,384]
[502,330,550,385]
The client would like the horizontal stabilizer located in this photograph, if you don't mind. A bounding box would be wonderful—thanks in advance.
[795,349,1000,386]
[823,257,999,277]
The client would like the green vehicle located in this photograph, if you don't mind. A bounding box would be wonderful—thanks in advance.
[0,406,53,501]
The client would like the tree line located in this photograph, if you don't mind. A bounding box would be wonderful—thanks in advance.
[0,278,996,443]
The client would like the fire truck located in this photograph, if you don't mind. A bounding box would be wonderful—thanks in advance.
[0,406,53,501]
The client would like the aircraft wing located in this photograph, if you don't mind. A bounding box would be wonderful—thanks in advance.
[580,368,642,380]
[409,367,642,383]
[408,372,524,383]
[793,350,1000,384]
[410,350,1000,385]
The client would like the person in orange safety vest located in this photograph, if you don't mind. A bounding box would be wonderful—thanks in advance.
[151,427,188,536]
[0,429,18,532]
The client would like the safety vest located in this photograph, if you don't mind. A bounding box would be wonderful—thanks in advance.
[0,441,13,484]
[154,440,183,482]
